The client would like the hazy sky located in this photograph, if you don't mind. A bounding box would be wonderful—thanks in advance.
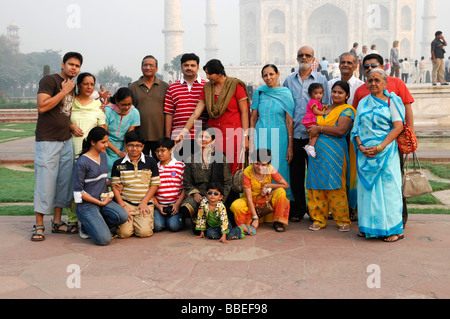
[1,0,449,81]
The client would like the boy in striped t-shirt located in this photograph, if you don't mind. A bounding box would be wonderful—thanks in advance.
[111,130,160,238]
[153,138,186,232]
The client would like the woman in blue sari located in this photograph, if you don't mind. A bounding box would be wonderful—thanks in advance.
[305,81,357,232]
[249,64,295,200]
[351,69,405,242]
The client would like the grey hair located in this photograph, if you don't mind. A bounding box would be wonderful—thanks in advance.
[368,68,388,83]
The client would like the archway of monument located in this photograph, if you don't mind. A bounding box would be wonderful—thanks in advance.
[306,4,349,62]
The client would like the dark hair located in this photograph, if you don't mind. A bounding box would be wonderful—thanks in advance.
[261,64,279,75]
[124,130,146,145]
[308,83,324,96]
[142,55,158,67]
[181,53,200,65]
[353,42,358,47]
[435,31,443,37]
[195,125,216,141]
[63,52,83,65]
[80,127,108,156]
[203,59,226,76]
[156,137,175,150]
[251,148,272,164]
[362,53,384,66]
[76,72,96,86]
[331,81,350,102]
[207,182,224,196]
[110,87,133,105]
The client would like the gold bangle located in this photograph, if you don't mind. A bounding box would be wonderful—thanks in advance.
[320,126,323,133]
[377,145,384,153]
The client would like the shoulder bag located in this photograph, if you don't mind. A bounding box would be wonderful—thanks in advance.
[402,152,432,198]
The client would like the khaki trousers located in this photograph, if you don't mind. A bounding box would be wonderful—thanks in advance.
[116,202,154,238]
[432,58,447,84]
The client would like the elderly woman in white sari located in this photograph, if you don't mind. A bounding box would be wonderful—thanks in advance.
[351,69,405,242]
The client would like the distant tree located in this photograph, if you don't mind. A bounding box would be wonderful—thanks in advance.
[43,65,50,76]
[164,54,183,82]
[95,65,134,90]
[0,36,62,96]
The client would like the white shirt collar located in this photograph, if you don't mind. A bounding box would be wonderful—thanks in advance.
[121,152,146,164]
[158,158,177,169]
[180,74,202,85]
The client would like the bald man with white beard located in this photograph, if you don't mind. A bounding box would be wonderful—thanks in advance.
[283,46,329,222]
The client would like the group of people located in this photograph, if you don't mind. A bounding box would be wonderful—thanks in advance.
[32,33,433,245]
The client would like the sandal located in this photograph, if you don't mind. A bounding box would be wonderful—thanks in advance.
[241,224,256,236]
[383,234,404,243]
[338,225,350,232]
[51,219,78,234]
[289,216,301,223]
[31,225,45,241]
[309,223,322,231]
[273,222,286,232]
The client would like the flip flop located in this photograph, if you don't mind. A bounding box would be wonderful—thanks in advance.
[383,234,405,243]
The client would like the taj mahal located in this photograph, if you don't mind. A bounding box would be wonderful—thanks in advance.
[162,0,450,128]
[163,0,438,85]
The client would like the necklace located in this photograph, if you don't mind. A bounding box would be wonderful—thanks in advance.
[252,166,267,183]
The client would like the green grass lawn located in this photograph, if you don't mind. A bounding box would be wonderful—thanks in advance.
[0,123,36,143]
[0,167,35,203]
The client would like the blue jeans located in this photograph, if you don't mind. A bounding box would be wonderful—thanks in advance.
[154,209,185,232]
[76,201,128,246]
[205,222,243,240]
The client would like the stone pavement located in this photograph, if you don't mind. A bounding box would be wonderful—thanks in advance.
[0,215,450,300]
[1,131,450,302]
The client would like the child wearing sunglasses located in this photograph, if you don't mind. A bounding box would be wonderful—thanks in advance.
[196,183,255,244]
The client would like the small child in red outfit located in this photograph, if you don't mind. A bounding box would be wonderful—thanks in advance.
[302,83,327,158]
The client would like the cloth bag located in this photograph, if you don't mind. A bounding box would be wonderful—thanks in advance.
[397,123,418,154]
[231,148,248,193]
[402,152,432,198]
[389,97,418,154]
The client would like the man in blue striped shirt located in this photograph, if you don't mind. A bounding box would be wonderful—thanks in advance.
[283,46,330,223]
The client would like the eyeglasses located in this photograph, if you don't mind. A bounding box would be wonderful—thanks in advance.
[207,191,220,196]
[298,53,313,59]
[126,144,144,149]
[363,63,381,70]
[142,63,156,68]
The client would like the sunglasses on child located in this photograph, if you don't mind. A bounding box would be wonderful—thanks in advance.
[207,191,221,196]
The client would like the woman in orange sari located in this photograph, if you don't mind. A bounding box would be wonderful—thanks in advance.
[230,149,290,232]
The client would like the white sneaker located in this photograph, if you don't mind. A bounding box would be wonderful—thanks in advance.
[304,145,317,158]
[79,222,90,239]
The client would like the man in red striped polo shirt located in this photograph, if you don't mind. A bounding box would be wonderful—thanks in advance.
[164,53,207,158]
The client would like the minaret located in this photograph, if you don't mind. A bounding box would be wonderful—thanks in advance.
[6,22,20,54]
[421,0,436,58]
[162,0,184,66]
[205,0,219,62]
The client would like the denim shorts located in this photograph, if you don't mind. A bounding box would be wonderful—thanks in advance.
[34,140,74,215]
